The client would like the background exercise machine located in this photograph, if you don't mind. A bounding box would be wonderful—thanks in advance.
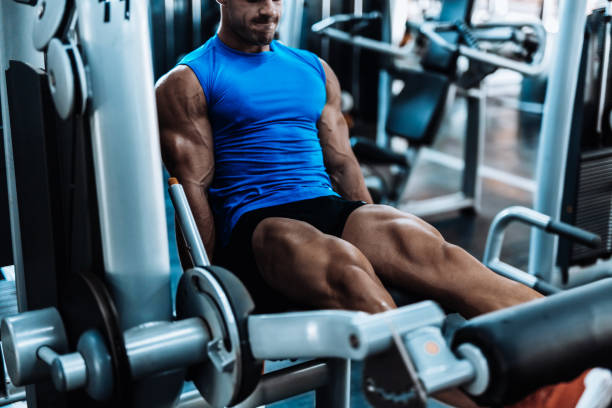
[313,0,549,216]
[557,2,612,282]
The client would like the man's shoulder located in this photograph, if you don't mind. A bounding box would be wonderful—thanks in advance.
[180,36,217,65]
[156,65,199,96]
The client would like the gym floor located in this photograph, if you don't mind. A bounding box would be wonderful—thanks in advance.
[166,73,543,407]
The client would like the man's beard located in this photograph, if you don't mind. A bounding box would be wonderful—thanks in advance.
[232,16,277,46]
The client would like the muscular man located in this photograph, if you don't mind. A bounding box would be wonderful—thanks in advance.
[155,0,608,406]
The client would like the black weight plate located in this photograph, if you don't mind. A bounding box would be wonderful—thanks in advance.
[204,266,263,404]
[59,272,131,407]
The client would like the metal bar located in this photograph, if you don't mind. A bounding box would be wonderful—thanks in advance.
[596,13,611,134]
[191,0,202,48]
[484,206,551,266]
[0,390,26,406]
[353,0,362,16]
[529,0,589,281]
[248,301,445,361]
[320,0,331,61]
[419,23,548,76]
[375,74,390,142]
[376,2,391,147]
[461,88,484,208]
[315,358,350,408]
[234,360,331,407]
[165,0,175,68]
[279,0,305,48]
[168,180,210,267]
[124,317,209,379]
[471,21,548,64]
[311,12,382,33]
[313,15,548,75]
[316,27,409,58]
[488,259,539,287]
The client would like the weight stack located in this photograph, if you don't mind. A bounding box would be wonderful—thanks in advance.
[558,8,612,277]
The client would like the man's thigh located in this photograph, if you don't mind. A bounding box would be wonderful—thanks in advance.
[251,216,386,310]
[341,204,445,281]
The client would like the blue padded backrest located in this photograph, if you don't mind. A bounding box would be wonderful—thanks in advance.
[386,70,451,145]
[439,0,475,23]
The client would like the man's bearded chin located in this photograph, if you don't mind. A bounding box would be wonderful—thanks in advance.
[253,31,275,45]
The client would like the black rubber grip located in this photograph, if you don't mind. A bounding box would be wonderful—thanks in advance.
[533,279,561,296]
[546,220,601,248]
[453,278,612,406]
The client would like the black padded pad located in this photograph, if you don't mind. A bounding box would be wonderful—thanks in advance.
[350,137,410,167]
[452,278,612,406]
[386,70,451,145]
[421,31,460,75]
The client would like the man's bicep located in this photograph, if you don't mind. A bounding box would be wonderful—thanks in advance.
[160,127,215,186]
[156,67,215,188]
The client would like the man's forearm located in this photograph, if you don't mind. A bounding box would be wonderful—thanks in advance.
[182,182,216,261]
[330,161,373,204]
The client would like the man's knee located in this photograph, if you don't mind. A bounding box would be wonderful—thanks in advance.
[386,217,449,262]
[322,239,392,310]
[325,239,374,284]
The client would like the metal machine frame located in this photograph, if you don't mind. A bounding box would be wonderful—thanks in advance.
[1,1,612,407]
[529,0,591,283]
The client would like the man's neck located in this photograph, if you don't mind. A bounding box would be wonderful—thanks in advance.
[217,29,271,53]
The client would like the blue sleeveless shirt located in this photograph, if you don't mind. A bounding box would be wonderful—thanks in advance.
[180,36,338,246]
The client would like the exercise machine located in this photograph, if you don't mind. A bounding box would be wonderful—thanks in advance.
[556,2,612,282]
[1,0,611,407]
[312,0,549,215]
[5,178,611,408]
[529,0,612,285]
[483,205,600,295]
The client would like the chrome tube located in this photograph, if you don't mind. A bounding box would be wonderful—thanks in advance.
[168,181,210,267]
[75,0,172,331]
[124,318,209,379]
[529,0,588,281]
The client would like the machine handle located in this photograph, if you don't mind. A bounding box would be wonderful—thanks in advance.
[313,13,549,76]
[168,177,211,267]
[483,206,601,289]
[311,11,382,34]
[419,21,549,76]
[533,279,562,296]
[546,220,601,248]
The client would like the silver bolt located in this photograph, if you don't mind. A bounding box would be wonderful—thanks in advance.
[38,1,46,19]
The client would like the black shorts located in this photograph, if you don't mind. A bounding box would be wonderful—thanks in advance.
[215,195,367,312]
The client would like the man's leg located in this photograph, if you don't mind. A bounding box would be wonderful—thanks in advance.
[251,217,396,313]
[341,204,542,318]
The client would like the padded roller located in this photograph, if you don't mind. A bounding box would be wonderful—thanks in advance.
[452,278,612,406]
